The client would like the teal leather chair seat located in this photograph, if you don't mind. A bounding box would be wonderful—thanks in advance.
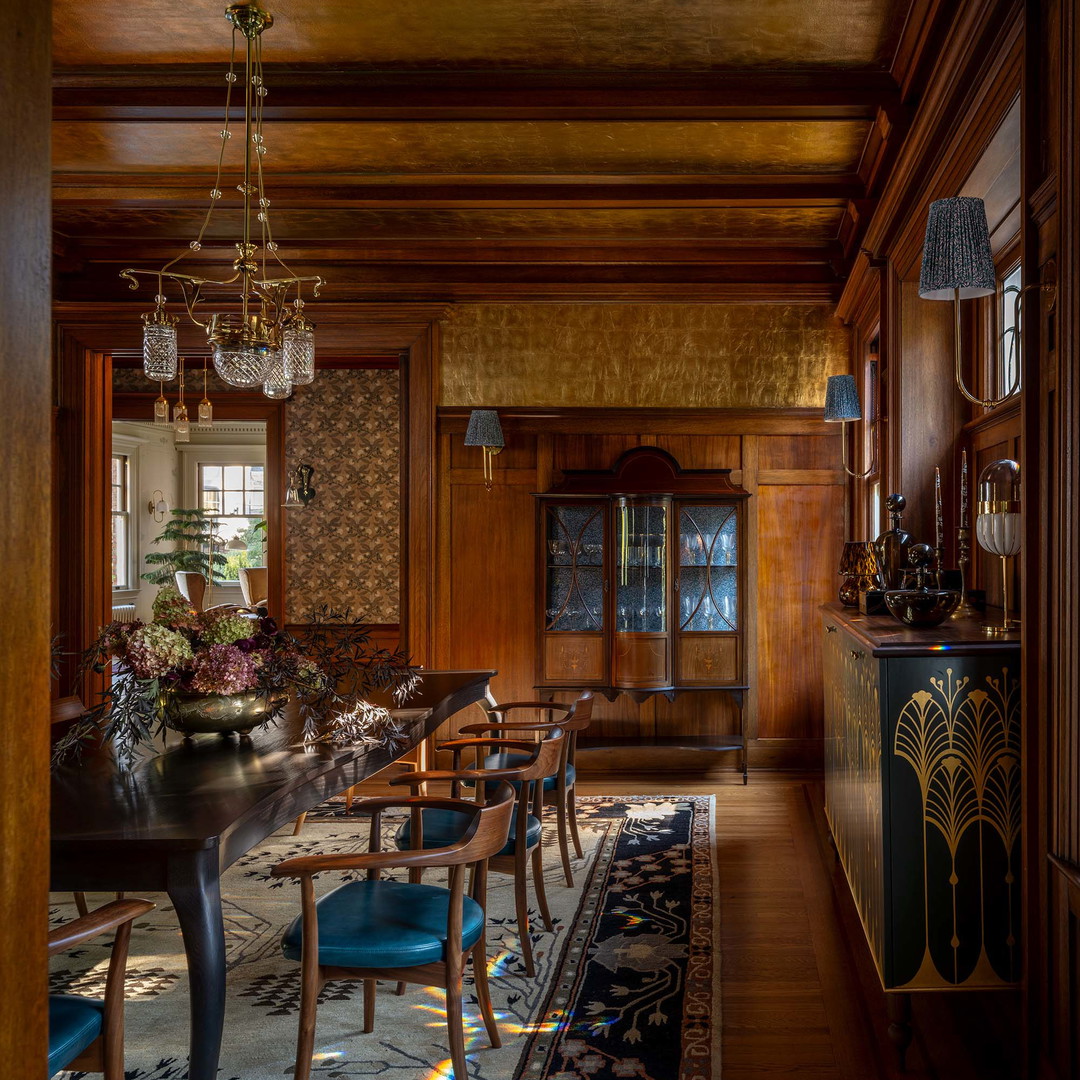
[281,879,485,969]
[48,995,105,1077]
[395,807,541,857]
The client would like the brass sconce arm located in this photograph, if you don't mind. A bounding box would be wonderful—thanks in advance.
[952,281,1057,409]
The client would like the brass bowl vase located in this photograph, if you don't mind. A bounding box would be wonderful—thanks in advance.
[883,589,962,628]
[161,690,287,737]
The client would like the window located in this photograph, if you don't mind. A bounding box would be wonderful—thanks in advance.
[1000,263,1022,398]
[111,453,131,590]
[197,463,265,582]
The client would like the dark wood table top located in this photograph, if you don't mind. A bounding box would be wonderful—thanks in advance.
[820,602,1020,657]
[50,670,494,869]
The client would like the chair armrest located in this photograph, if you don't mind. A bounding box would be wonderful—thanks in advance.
[48,898,155,956]
[272,836,476,878]
[341,793,484,815]
[487,700,573,715]
[390,768,526,785]
[459,720,561,735]
[436,737,537,753]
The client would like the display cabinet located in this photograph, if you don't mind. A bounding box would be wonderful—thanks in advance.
[536,448,750,776]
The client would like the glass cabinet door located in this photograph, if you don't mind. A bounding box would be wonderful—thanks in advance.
[677,504,738,631]
[543,503,606,633]
[614,499,668,632]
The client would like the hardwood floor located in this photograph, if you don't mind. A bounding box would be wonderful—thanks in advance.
[357,768,1021,1080]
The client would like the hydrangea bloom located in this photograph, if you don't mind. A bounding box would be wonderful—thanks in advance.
[153,586,198,625]
[98,620,137,659]
[198,609,255,646]
[126,623,194,680]
[191,643,258,695]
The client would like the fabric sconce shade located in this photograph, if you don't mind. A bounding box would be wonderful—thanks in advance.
[823,375,862,422]
[464,409,505,449]
[918,196,996,300]
[464,409,504,490]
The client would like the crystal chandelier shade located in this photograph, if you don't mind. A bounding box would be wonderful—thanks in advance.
[143,318,179,381]
[120,2,321,405]
[262,349,292,398]
[213,343,272,388]
[282,324,315,385]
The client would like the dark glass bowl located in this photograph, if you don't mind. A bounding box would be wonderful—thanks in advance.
[883,589,962,627]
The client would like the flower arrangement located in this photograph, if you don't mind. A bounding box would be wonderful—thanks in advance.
[52,588,420,766]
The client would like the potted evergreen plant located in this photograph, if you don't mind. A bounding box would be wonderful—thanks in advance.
[141,507,227,587]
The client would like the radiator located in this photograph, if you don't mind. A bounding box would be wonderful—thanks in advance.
[111,603,137,624]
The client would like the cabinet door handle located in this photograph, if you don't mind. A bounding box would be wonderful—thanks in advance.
[849,649,864,661]
[825,624,837,634]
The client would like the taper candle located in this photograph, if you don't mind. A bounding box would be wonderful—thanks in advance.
[961,449,968,521]
[935,466,943,552]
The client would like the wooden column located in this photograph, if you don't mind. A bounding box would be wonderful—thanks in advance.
[0,0,52,1072]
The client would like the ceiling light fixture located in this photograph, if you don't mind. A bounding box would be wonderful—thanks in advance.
[120,2,321,398]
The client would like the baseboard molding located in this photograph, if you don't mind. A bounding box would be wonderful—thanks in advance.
[574,737,822,776]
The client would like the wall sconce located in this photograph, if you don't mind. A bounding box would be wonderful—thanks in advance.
[464,409,504,490]
[918,195,1056,408]
[283,464,316,508]
[147,490,169,522]
[822,374,877,478]
[975,458,1021,637]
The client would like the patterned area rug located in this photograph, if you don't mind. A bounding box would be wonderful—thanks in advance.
[50,795,719,1080]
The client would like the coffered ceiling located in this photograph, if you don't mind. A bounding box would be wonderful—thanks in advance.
[51,0,939,304]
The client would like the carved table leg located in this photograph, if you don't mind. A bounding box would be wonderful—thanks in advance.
[168,848,226,1080]
[886,992,913,1071]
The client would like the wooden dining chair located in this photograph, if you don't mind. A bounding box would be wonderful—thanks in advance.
[394,726,566,977]
[272,780,516,1080]
[48,897,155,1079]
[460,690,594,887]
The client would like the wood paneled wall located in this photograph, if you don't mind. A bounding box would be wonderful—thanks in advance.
[433,409,843,771]
[0,0,52,1072]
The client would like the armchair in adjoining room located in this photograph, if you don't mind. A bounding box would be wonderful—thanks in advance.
[48,897,154,1079]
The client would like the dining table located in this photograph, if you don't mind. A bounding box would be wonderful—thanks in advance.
[50,668,495,1080]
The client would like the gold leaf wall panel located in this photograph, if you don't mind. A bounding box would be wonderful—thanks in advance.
[285,370,399,624]
[440,303,849,408]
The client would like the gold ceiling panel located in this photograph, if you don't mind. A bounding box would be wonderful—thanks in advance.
[441,303,850,408]
[53,206,845,243]
[53,0,906,70]
[53,119,869,176]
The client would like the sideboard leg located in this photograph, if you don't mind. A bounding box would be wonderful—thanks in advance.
[886,992,913,1071]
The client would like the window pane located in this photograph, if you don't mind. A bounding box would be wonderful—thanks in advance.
[246,491,264,515]
[1001,264,1022,396]
[223,465,245,490]
[200,465,222,494]
[203,489,222,513]
[247,466,264,490]
[221,491,243,515]
[112,514,127,589]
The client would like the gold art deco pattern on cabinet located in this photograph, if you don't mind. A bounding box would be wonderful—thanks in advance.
[285,370,399,624]
[440,304,849,408]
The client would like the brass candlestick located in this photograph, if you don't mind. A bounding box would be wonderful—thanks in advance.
[949,524,981,620]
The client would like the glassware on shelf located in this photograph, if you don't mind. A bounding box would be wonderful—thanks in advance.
[718,532,736,565]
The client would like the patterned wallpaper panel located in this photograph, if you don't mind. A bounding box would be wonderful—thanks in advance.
[440,302,849,408]
[286,370,400,624]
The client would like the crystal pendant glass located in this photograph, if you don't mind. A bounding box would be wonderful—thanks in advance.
[262,349,292,399]
[198,399,213,427]
[143,322,178,382]
[153,390,170,426]
[173,404,191,444]
[282,325,315,385]
[213,344,271,388]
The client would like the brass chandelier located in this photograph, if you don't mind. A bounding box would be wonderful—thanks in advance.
[121,1,322,399]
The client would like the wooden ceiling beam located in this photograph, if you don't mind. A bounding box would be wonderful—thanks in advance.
[53,68,901,122]
[51,175,864,208]
[62,241,845,265]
